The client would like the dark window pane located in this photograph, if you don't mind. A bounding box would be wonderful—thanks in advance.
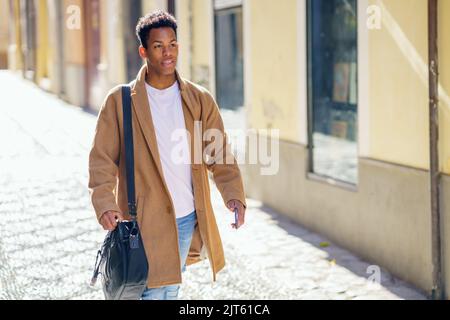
[168,0,176,16]
[307,0,358,184]
[125,0,142,82]
[214,6,244,110]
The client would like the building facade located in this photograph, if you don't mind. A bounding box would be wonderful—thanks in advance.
[240,0,450,299]
[0,0,9,68]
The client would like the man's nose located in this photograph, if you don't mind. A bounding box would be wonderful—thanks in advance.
[162,47,171,57]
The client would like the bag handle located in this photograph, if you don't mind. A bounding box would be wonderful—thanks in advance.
[122,85,137,217]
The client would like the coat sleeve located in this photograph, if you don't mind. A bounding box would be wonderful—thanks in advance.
[88,91,122,222]
[202,91,247,209]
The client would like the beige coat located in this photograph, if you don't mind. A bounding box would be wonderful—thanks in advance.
[88,64,246,288]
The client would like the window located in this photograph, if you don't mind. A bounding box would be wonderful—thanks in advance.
[307,0,358,185]
[167,0,175,16]
[214,4,244,110]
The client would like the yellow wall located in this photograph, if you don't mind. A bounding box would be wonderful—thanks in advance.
[191,0,211,67]
[176,0,213,88]
[439,0,450,175]
[368,0,429,170]
[176,0,192,79]
[142,0,166,14]
[246,0,445,171]
[8,0,23,70]
[64,0,85,65]
[0,0,9,52]
[248,0,299,143]
[35,0,49,83]
[191,0,213,90]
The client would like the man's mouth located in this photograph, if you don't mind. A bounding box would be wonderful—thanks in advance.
[162,60,175,67]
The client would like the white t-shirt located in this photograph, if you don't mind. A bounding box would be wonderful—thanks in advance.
[145,81,195,219]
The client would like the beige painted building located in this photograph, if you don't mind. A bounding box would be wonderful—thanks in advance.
[5,0,23,71]
[0,0,9,68]
[239,0,450,299]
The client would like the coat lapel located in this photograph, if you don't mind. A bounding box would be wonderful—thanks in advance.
[130,65,172,204]
[177,73,203,167]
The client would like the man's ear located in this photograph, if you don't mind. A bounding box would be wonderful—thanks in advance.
[138,45,147,59]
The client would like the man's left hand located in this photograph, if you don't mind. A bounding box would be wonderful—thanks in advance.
[226,199,246,230]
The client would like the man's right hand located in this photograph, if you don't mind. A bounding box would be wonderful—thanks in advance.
[99,211,124,231]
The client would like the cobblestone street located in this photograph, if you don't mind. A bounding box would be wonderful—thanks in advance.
[0,71,427,300]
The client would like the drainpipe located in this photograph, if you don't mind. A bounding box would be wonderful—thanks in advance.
[428,0,444,300]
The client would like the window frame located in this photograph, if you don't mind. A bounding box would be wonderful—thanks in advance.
[305,0,359,189]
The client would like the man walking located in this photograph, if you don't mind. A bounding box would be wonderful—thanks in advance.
[88,10,246,300]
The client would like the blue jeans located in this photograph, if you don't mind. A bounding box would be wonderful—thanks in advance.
[141,210,197,300]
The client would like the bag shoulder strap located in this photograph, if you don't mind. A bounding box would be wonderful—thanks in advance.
[121,85,137,217]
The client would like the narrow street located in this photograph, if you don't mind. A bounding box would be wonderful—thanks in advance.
[0,71,426,300]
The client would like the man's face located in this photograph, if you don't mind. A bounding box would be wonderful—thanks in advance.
[140,27,178,76]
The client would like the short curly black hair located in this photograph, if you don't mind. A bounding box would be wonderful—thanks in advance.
[136,10,178,49]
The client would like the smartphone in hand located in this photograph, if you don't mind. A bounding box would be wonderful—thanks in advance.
[233,208,239,229]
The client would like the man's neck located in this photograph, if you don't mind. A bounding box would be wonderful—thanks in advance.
[146,68,177,90]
